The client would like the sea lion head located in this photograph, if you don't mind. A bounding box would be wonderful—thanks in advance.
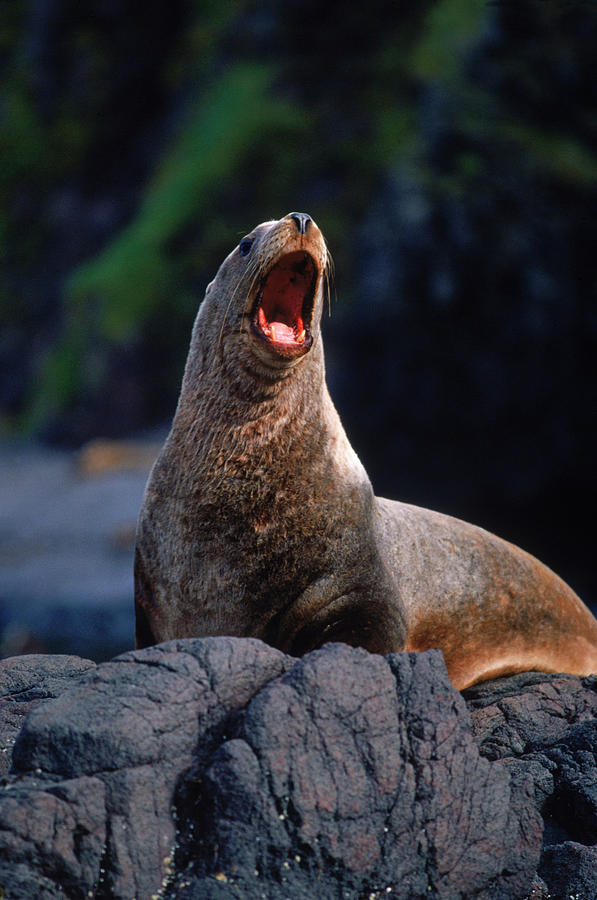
[200,212,330,378]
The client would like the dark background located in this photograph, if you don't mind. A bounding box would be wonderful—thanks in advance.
[1,0,596,654]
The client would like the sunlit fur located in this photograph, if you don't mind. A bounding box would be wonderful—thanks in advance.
[135,214,597,689]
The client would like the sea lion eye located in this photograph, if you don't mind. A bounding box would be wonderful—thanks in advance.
[239,238,253,257]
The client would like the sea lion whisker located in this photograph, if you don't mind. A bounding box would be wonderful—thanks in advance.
[322,250,335,318]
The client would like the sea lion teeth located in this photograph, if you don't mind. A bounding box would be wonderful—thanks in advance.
[258,306,268,332]
[135,212,597,690]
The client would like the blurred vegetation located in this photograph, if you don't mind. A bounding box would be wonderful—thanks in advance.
[1,0,596,595]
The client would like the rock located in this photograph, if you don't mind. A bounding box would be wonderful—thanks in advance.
[464,671,597,900]
[538,842,597,900]
[0,641,595,899]
[171,647,540,899]
[0,654,96,777]
[1,638,292,900]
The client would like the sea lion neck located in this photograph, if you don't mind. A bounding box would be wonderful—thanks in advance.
[171,332,341,488]
[179,318,326,415]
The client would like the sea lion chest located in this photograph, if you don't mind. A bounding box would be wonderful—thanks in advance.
[140,392,377,642]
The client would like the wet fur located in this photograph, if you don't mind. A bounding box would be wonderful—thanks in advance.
[135,214,597,689]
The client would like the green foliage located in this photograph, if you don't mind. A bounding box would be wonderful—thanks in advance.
[3,0,597,439]
[411,0,484,81]
[0,88,49,186]
[24,61,308,432]
[498,123,597,186]
[25,328,85,428]
[67,63,304,342]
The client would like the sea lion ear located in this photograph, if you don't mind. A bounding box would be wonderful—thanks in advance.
[205,280,214,295]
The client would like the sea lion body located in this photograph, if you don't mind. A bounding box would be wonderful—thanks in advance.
[135,213,597,689]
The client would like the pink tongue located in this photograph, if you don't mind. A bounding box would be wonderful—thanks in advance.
[270,321,296,343]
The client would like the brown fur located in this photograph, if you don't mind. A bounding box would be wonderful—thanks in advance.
[135,213,597,689]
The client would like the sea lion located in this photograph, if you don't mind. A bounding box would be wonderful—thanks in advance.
[135,212,597,689]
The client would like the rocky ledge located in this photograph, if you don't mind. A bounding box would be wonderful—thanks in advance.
[1,639,596,900]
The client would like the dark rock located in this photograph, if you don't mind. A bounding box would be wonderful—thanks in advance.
[2,638,291,900]
[1,641,596,898]
[532,719,597,856]
[464,671,597,760]
[0,654,96,777]
[464,671,597,900]
[170,646,540,899]
[538,842,597,900]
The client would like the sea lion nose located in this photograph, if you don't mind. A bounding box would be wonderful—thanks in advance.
[289,212,312,234]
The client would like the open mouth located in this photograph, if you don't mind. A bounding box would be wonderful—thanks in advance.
[251,251,317,354]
